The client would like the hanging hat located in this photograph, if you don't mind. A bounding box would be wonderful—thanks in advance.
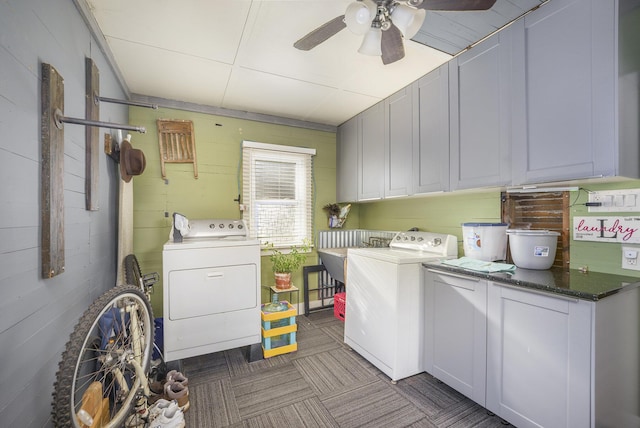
[120,140,146,183]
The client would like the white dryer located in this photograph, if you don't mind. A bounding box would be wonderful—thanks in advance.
[345,231,458,381]
[162,216,261,362]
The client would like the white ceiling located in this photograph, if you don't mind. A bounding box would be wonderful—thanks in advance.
[81,0,541,128]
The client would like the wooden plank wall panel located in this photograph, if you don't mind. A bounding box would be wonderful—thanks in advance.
[501,191,569,269]
[85,57,100,210]
[40,63,65,278]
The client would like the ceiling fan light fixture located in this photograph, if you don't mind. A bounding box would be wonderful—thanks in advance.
[391,5,426,39]
[358,27,383,56]
[345,0,378,35]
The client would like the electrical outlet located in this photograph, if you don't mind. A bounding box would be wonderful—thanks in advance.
[589,189,640,212]
[622,246,640,271]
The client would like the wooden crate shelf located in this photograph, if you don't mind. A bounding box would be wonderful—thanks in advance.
[261,301,297,358]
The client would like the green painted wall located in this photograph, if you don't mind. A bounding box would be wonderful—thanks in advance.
[358,180,640,278]
[128,106,338,316]
[129,105,640,318]
[567,179,640,276]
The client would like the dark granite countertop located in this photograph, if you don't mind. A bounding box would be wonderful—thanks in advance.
[422,260,640,301]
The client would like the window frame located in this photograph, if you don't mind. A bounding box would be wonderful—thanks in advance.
[242,141,316,250]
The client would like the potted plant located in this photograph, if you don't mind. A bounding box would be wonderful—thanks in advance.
[265,240,311,289]
[323,203,351,228]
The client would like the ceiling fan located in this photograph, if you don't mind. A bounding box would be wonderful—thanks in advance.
[294,0,497,65]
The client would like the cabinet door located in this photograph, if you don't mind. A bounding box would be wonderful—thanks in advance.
[449,30,512,190]
[336,116,358,203]
[385,87,413,198]
[358,102,385,200]
[486,282,592,428]
[510,0,616,184]
[413,64,450,194]
[424,269,487,405]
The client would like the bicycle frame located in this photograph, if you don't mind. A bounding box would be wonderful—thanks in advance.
[78,297,151,428]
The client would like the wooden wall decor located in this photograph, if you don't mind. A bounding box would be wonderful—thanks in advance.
[85,57,100,211]
[501,191,570,270]
[157,119,198,179]
[41,63,65,278]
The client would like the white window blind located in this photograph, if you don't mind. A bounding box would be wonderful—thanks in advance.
[242,141,315,248]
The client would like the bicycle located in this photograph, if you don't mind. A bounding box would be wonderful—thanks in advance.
[124,254,159,303]
[51,255,159,427]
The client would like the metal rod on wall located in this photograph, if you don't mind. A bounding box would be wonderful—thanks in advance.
[96,95,158,110]
[54,109,146,133]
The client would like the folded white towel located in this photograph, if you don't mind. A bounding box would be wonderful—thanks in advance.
[442,257,516,273]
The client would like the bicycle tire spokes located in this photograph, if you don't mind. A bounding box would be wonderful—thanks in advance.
[53,286,153,428]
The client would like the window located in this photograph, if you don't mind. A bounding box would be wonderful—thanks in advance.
[242,141,315,248]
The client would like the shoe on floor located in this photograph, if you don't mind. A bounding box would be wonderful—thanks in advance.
[148,405,185,428]
[166,370,188,387]
[149,380,165,395]
[148,399,179,422]
[149,370,187,394]
[165,380,190,412]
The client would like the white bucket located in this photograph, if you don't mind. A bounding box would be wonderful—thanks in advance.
[462,223,508,261]
[507,229,560,270]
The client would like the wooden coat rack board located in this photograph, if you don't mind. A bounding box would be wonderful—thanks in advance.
[41,63,65,278]
[86,58,100,211]
[40,61,150,278]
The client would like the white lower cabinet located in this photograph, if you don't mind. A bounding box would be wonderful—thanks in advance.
[486,282,592,428]
[424,269,487,405]
[424,271,640,428]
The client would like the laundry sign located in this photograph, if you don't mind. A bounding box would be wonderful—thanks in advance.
[573,216,640,243]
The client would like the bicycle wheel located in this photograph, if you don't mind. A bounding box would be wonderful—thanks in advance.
[52,285,154,427]
[124,254,143,290]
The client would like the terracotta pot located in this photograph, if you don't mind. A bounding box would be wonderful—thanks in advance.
[274,272,292,289]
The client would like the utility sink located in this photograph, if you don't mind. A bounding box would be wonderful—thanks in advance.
[317,248,349,284]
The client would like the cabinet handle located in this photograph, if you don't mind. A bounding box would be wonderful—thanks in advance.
[425,268,481,282]
[495,281,579,303]
[207,272,224,278]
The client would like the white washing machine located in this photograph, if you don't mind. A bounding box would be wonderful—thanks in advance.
[162,216,261,362]
[345,231,458,381]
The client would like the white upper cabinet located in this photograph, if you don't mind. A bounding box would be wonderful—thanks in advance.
[358,101,385,201]
[384,87,414,198]
[510,0,634,184]
[336,115,358,203]
[336,0,638,201]
[413,64,450,194]
[449,29,513,191]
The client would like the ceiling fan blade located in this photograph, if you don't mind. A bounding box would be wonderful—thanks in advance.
[294,15,347,51]
[381,24,405,65]
[418,0,497,11]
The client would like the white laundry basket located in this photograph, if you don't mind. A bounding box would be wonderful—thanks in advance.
[507,229,560,270]
[461,223,508,261]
